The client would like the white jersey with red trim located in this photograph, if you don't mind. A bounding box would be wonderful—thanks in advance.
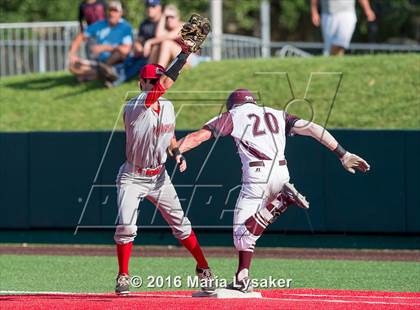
[204,103,298,171]
[123,92,176,168]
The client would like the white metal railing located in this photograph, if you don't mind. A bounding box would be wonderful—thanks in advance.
[276,45,313,58]
[1,21,419,76]
[200,34,262,59]
[0,21,80,76]
[0,22,264,76]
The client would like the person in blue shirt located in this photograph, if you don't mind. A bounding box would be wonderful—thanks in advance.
[68,0,133,82]
[102,0,162,88]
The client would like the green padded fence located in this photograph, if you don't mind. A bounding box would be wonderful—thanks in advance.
[0,130,419,234]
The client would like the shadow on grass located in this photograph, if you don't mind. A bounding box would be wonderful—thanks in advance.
[3,75,105,99]
[53,80,106,100]
[4,75,78,90]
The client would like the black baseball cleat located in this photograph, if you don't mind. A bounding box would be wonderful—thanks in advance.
[226,277,254,293]
[115,273,130,295]
[282,182,310,210]
[195,266,216,293]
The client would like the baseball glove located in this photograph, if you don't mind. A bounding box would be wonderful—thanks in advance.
[340,152,370,174]
[179,13,211,53]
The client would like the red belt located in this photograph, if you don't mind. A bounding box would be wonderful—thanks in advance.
[135,165,163,176]
[249,160,287,167]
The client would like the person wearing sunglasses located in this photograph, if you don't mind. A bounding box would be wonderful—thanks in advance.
[140,4,183,65]
[114,49,215,294]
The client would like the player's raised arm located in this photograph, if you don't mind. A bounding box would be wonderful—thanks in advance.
[142,49,190,108]
[291,119,370,174]
[143,14,211,108]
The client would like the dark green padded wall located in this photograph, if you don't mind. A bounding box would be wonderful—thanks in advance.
[0,130,419,233]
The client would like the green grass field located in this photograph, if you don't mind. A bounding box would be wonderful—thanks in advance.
[1,255,419,293]
[0,54,419,131]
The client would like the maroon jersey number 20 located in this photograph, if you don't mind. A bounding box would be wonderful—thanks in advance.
[248,112,279,136]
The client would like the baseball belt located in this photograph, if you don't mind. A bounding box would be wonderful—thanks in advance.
[249,160,287,167]
[135,164,164,176]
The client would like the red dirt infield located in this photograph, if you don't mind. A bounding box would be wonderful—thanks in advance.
[2,244,420,261]
[1,289,419,310]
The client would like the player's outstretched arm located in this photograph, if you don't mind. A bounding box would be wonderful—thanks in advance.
[177,129,213,153]
[178,111,232,152]
[143,50,190,108]
[144,13,210,108]
[169,135,187,172]
[292,120,370,174]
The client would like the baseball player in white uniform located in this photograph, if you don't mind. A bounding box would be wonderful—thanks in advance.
[114,47,214,295]
[177,89,370,292]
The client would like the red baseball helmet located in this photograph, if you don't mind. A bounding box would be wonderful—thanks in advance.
[226,88,257,110]
[139,64,165,80]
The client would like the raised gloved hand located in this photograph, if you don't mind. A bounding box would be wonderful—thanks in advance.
[178,13,211,53]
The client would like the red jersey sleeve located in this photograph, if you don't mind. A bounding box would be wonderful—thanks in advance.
[144,80,166,108]
[203,112,234,137]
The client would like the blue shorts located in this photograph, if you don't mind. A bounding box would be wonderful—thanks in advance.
[113,56,148,86]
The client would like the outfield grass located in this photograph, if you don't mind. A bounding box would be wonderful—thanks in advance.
[1,255,419,293]
[0,54,419,131]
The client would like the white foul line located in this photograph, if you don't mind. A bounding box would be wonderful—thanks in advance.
[261,296,420,306]
[280,292,420,300]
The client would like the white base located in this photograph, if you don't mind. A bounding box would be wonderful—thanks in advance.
[192,288,262,299]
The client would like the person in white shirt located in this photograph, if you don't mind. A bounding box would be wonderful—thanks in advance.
[311,0,376,55]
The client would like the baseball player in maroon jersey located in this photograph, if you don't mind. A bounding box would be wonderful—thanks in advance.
[177,89,370,292]
[114,47,214,295]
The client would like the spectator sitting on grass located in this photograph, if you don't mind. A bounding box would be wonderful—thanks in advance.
[103,0,162,88]
[148,4,199,68]
[68,0,133,82]
[101,0,162,88]
[134,0,162,60]
[142,4,184,66]
[102,2,202,88]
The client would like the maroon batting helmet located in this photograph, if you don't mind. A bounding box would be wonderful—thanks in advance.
[226,88,257,111]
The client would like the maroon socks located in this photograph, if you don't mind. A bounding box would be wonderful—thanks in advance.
[236,251,254,281]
